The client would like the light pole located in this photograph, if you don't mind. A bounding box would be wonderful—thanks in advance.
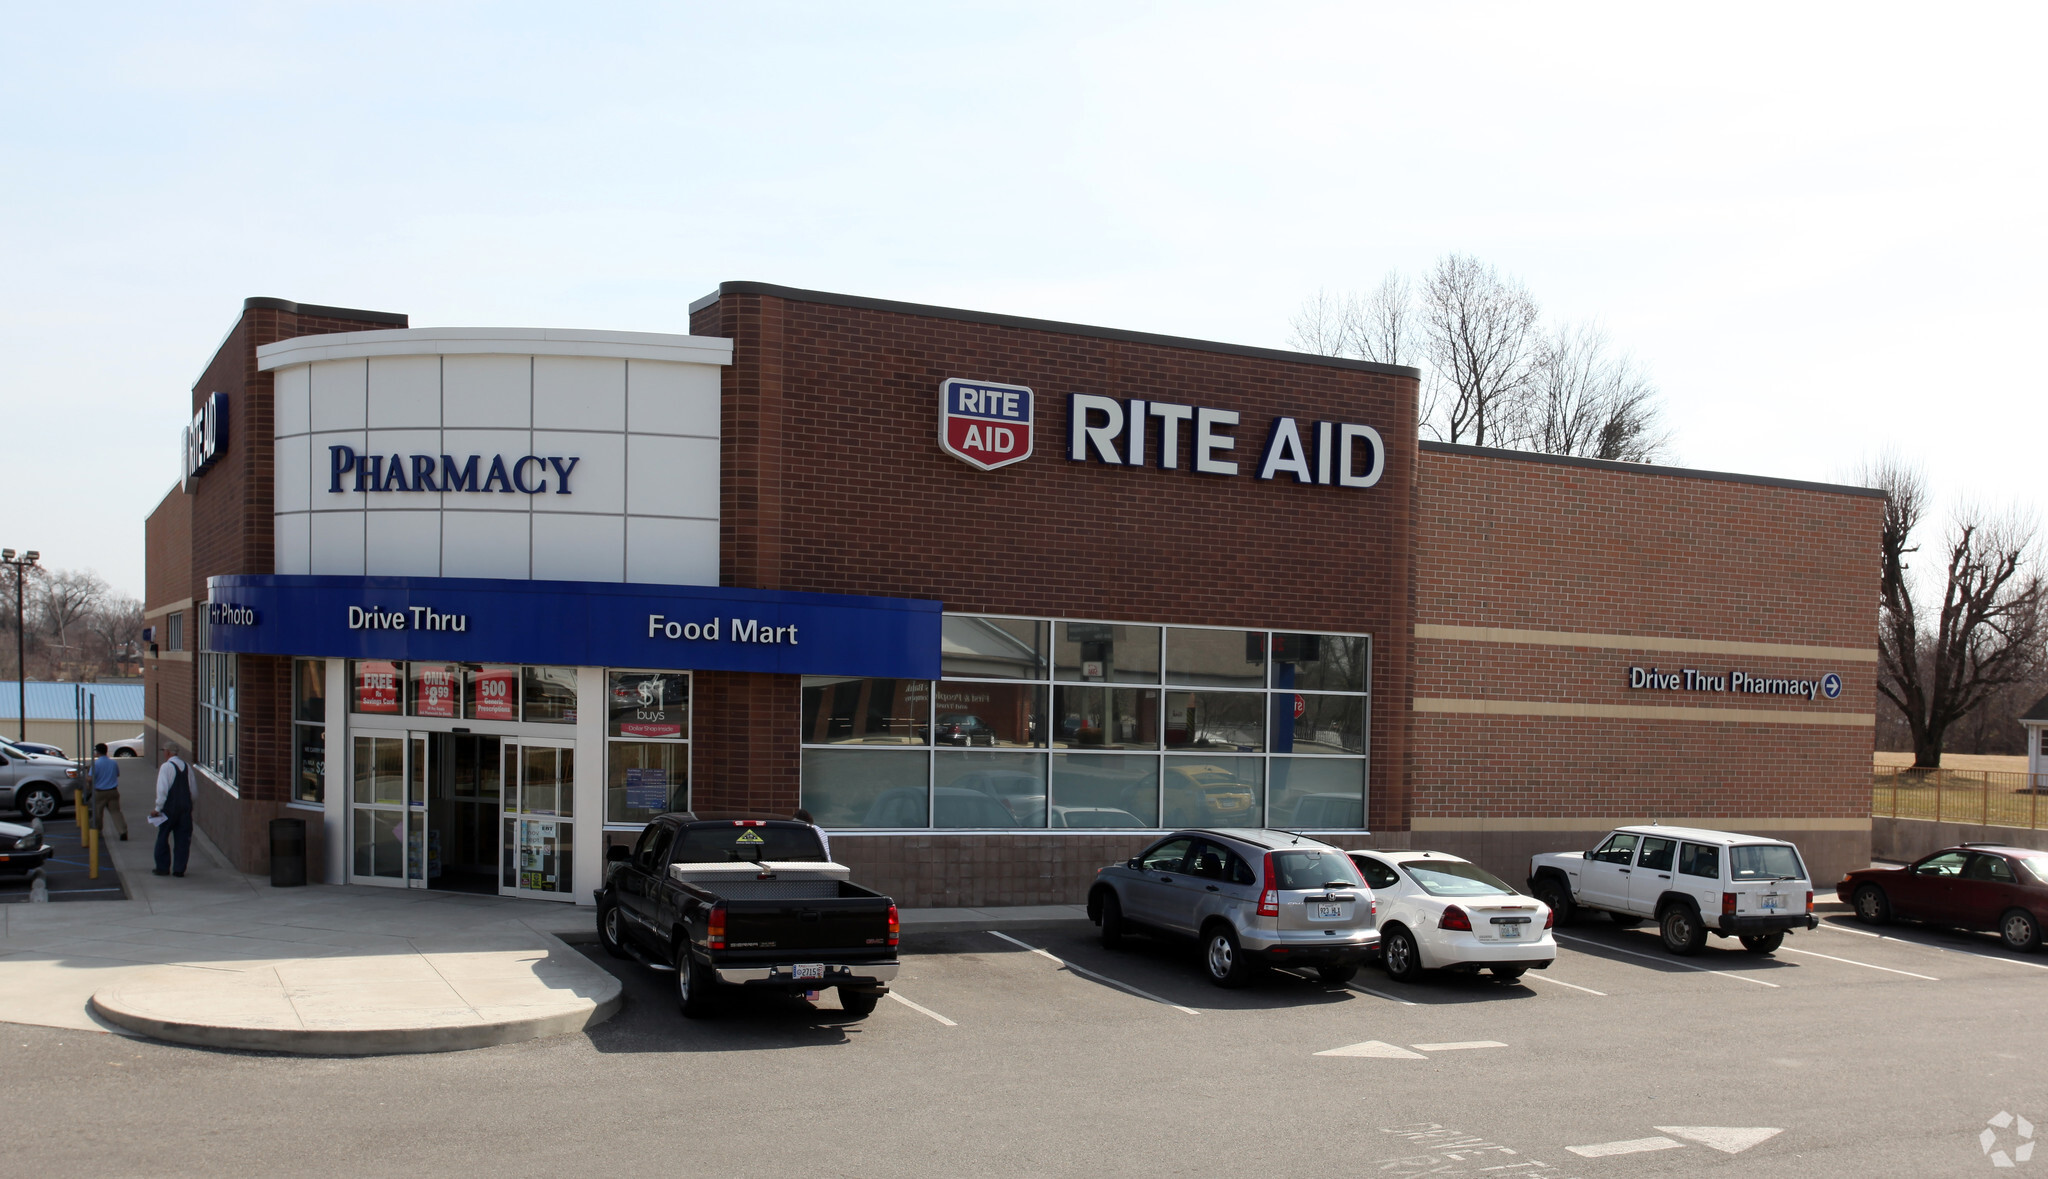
[2,549,37,743]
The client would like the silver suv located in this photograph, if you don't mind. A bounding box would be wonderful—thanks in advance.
[1088,829,1379,988]
[0,741,79,820]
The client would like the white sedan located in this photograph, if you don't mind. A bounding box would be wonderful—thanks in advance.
[1347,850,1557,983]
[107,734,147,757]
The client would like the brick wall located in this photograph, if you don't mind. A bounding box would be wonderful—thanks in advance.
[145,299,405,871]
[690,287,1421,841]
[1408,444,1884,887]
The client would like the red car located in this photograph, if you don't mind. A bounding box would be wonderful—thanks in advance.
[1837,844,2048,952]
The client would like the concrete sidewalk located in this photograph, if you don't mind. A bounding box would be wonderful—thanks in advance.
[0,771,616,1055]
[0,769,1094,1055]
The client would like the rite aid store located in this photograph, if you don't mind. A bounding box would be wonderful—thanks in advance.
[143,286,1885,907]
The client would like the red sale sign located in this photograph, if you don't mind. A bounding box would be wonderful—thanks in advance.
[472,668,517,721]
[355,661,401,713]
[414,667,458,718]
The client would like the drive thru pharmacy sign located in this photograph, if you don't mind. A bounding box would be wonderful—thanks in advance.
[939,377,1034,471]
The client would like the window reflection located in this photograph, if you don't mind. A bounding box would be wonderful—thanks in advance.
[522,666,577,724]
[1051,686,1158,749]
[1268,757,1365,828]
[802,677,930,744]
[935,752,1046,828]
[1269,694,1366,754]
[1270,633,1369,693]
[1164,690,1265,751]
[801,749,930,827]
[933,682,1043,747]
[1165,628,1265,687]
[1055,623,1160,683]
[1162,756,1263,828]
[1050,754,1158,827]
[941,617,1047,680]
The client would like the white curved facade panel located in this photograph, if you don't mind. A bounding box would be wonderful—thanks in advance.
[262,328,732,585]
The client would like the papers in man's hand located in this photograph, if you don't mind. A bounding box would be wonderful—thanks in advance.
[148,813,168,827]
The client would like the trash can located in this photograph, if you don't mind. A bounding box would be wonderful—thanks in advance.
[269,818,307,887]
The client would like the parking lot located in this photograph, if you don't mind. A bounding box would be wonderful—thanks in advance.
[12,901,2047,1177]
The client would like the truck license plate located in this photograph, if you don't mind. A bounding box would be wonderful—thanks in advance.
[1759,895,1781,912]
[1314,903,1345,919]
[793,963,825,981]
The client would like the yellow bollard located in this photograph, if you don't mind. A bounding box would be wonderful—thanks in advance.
[74,789,100,879]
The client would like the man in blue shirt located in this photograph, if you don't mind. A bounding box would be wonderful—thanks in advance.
[89,743,127,841]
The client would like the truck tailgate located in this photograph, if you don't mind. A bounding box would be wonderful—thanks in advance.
[721,887,894,953]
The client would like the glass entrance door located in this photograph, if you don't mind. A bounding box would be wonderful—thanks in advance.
[503,739,575,900]
[350,732,419,887]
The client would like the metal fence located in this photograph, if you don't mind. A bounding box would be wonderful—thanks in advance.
[1872,766,2048,830]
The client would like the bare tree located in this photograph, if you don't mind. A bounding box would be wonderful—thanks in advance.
[40,569,107,675]
[84,594,144,678]
[1868,456,2048,767]
[1420,254,1541,447]
[1526,322,1671,462]
[1287,289,1356,357]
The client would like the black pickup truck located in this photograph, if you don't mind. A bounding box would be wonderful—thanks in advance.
[594,814,900,1018]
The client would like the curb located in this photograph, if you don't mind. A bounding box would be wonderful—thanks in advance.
[87,989,622,1057]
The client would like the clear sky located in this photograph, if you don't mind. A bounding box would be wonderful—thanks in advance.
[3,3,2042,600]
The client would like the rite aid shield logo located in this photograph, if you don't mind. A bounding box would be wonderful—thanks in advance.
[939,377,1033,472]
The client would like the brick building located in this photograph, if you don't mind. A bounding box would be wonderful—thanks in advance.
[142,284,1880,907]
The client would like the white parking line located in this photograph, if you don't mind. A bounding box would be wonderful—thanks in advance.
[1412,1041,1505,1051]
[1524,972,1607,996]
[1775,945,1938,980]
[1567,1136,1685,1158]
[1818,922,2048,971]
[1555,933,1780,987]
[885,991,957,1026]
[985,930,1201,1015]
[1345,981,1420,1006]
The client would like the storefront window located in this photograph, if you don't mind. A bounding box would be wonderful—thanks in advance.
[1267,757,1366,829]
[606,670,690,825]
[409,663,463,718]
[1165,627,1265,688]
[351,660,403,714]
[1055,623,1160,683]
[934,751,1047,827]
[293,659,326,804]
[1164,690,1264,751]
[941,616,1047,679]
[800,616,1371,830]
[195,614,238,788]
[466,665,519,721]
[1162,755,1263,829]
[933,682,1042,747]
[1049,753,1158,828]
[522,666,577,724]
[1050,686,1158,749]
[801,677,929,744]
[801,748,928,827]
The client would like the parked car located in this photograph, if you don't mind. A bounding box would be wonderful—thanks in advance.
[1284,792,1365,828]
[1530,824,1817,956]
[0,817,52,876]
[934,714,999,746]
[1838,844,2048,952]
[594,814,899,1018]
[0,742,81,820]
[1088,828,1379,987]
[1161,764,1258,824]
[107,734,146,757]
[5,741,64,759]
[1349,850,1555,982]
[951,770,1046,824]
[1050,805,1147,829]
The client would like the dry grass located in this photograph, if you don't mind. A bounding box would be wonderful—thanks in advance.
[1873,752,2029,773]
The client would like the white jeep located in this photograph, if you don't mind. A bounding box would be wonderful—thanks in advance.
[1528,825,1817,956]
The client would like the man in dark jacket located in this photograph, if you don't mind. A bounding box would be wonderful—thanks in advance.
[150,745,194,878]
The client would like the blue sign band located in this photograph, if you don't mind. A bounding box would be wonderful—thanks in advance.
[203,574,943,679]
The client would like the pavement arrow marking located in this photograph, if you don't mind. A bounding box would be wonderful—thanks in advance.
[1566,1136,1685,1158]
[1655,1126,1784,1154]
[1315,1040,1426,1059]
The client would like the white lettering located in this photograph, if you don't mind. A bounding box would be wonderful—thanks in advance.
[648,614,664,638]
[991,426,1014,453]
[1194,407,1239,476]
[1257,417,1313,483]
[964,424,985,450]
[1337,423,1385,488]
[1148,402,1193,469]
[732,618,759,643]
[1069,394,1125,464]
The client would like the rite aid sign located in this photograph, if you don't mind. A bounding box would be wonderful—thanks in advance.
[936,377,1383,488]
